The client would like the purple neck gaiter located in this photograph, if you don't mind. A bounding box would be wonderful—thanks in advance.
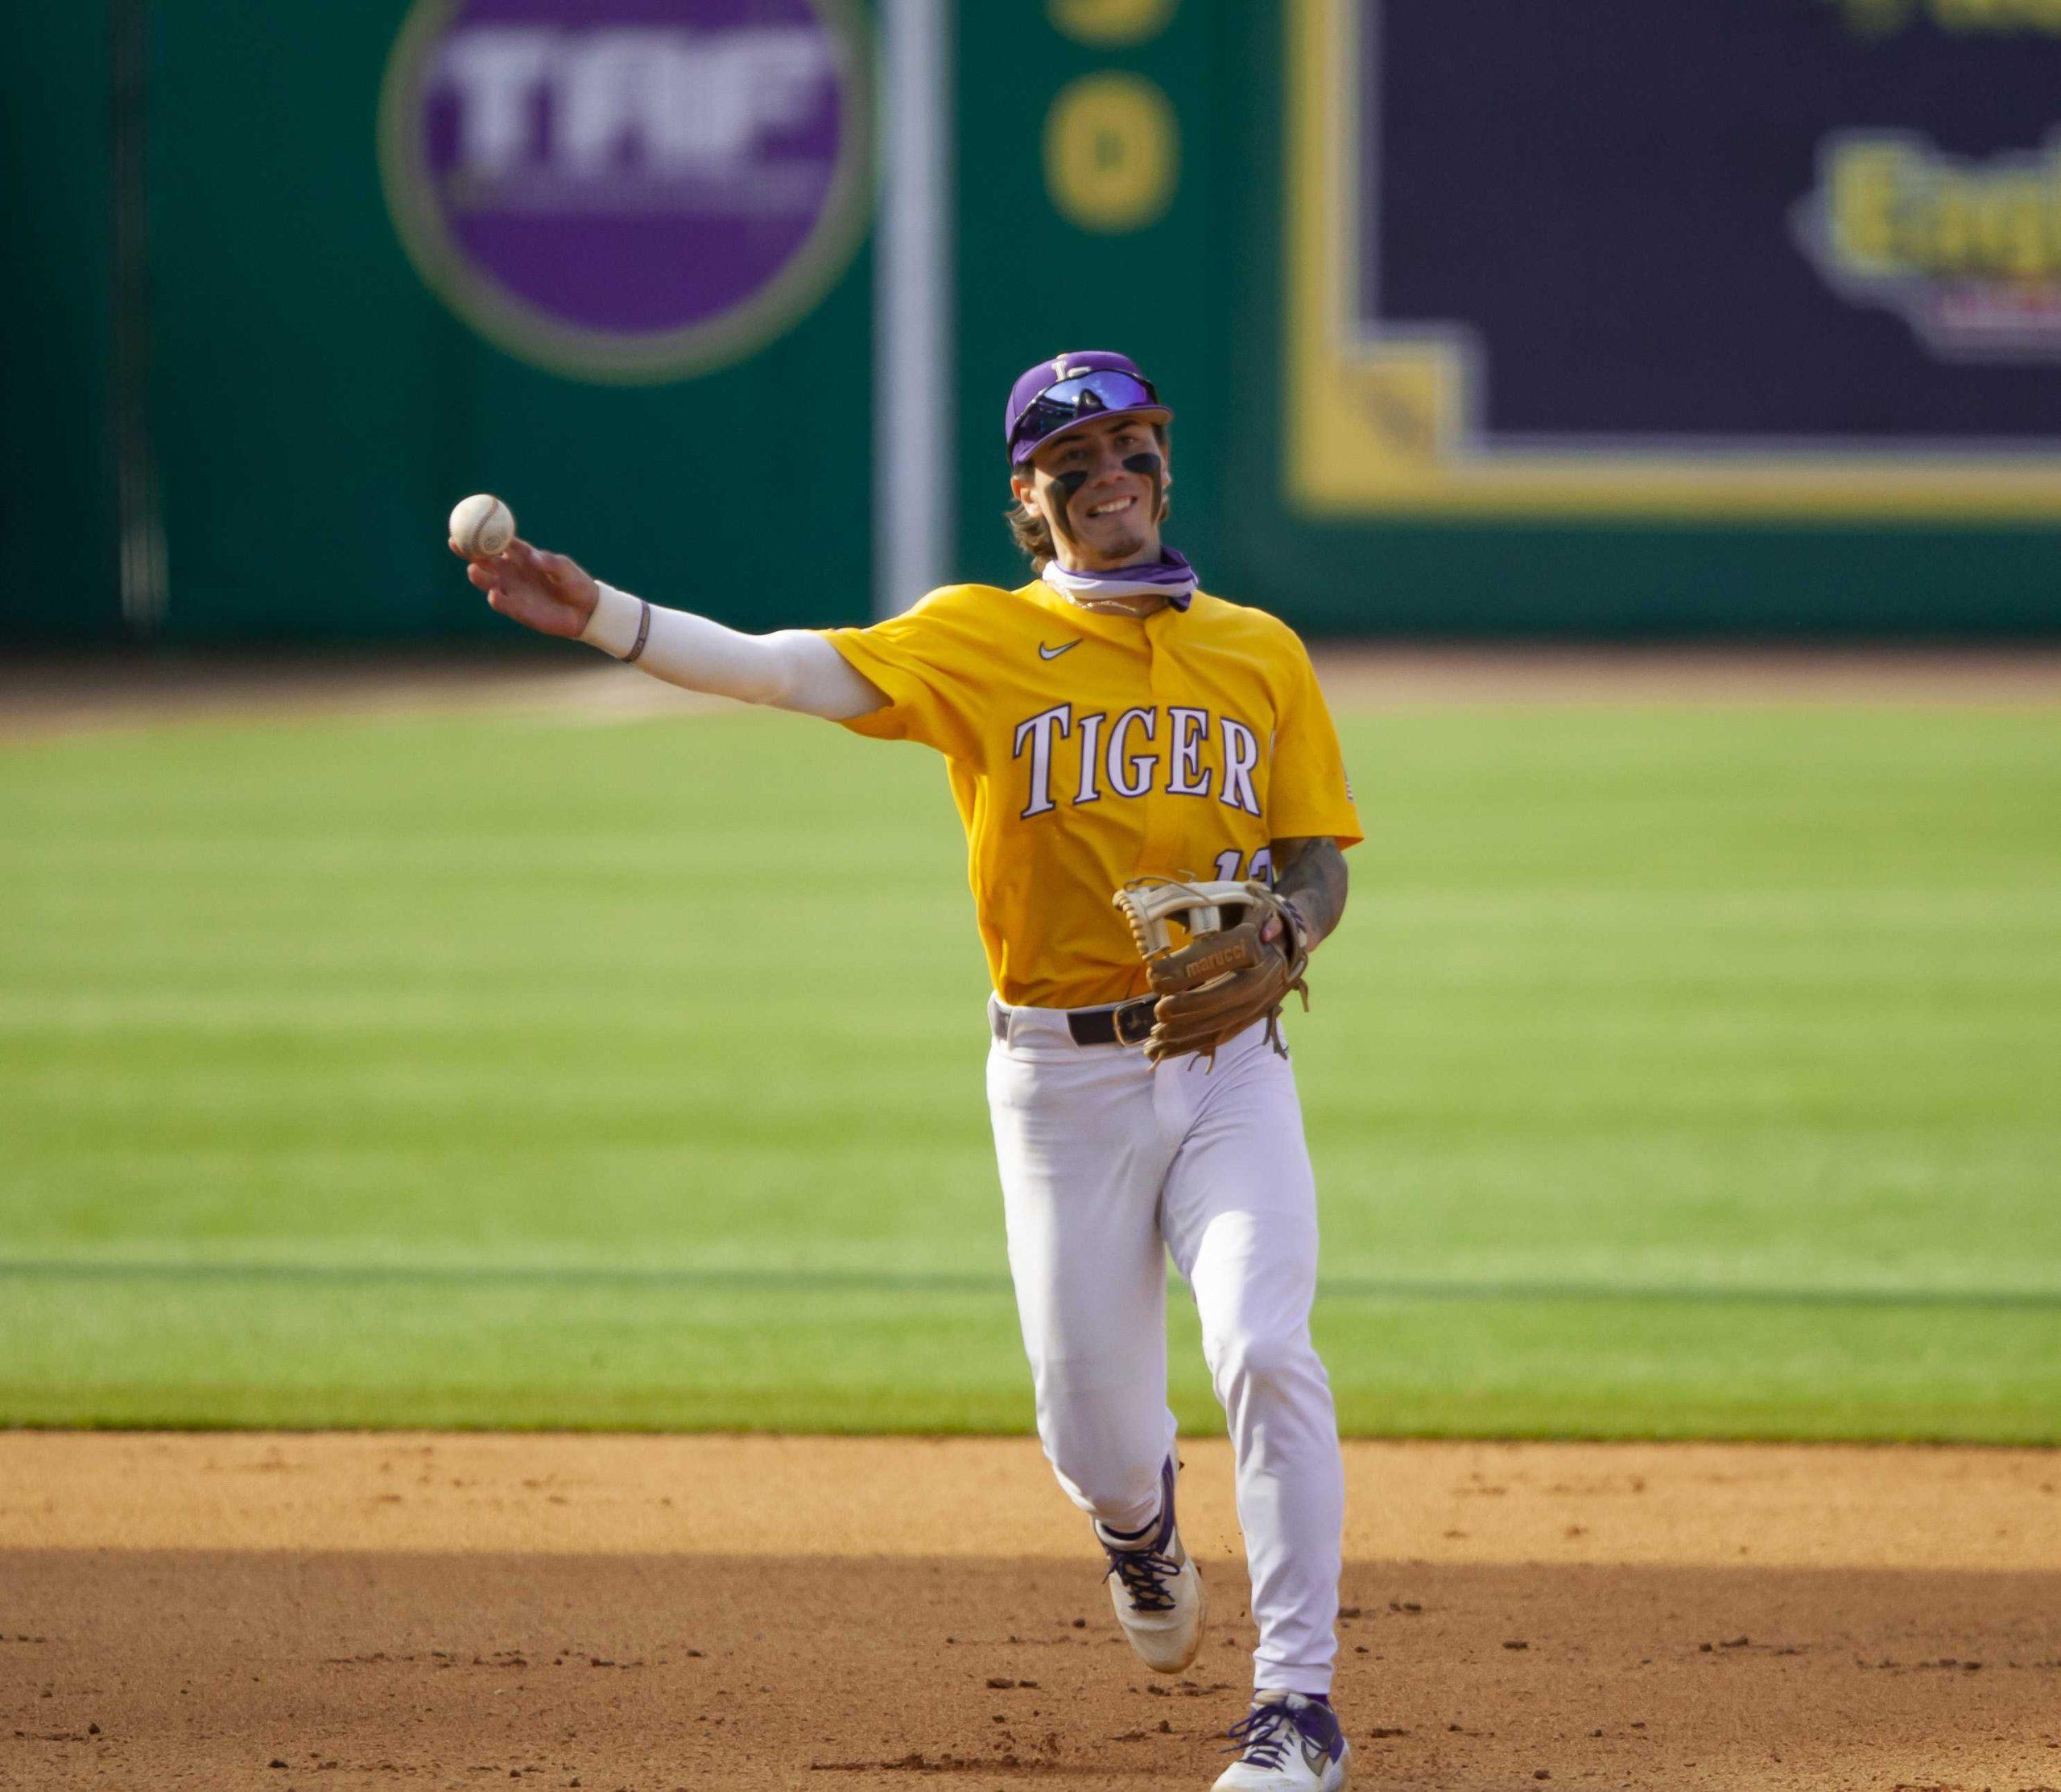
[1041,548,1198,613]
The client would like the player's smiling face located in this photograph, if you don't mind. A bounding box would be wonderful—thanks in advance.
[1014,415,1169,572]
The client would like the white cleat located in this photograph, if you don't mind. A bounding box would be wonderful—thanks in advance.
[1093,1455,1206,1674]
[1212,1691,1352,1792]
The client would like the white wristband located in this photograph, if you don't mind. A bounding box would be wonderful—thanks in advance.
[580,582,649,659]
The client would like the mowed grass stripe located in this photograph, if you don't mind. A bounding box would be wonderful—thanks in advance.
[3,1256,2059,1311]
[1,701,2055,1436]
[2,1272,2055,1439]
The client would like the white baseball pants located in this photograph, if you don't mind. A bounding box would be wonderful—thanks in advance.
[985,1000,1344,1695]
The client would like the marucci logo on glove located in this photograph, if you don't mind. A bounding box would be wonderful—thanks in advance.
[1184,938,1259,981]
[1113,877,1311,1065]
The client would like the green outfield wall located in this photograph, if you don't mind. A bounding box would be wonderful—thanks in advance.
[2,6,118,642]
[7,0,2059,645]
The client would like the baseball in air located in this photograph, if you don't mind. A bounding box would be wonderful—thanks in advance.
[448,493,515,559]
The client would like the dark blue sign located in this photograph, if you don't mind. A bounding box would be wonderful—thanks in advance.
[1361,0,2061,446]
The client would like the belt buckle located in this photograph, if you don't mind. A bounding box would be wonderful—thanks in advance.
[1113,997,1156,1047]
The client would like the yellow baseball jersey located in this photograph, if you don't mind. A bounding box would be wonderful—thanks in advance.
[820,579,1361,1009]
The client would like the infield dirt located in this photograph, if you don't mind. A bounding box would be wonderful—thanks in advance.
[2,1434,2057,1791]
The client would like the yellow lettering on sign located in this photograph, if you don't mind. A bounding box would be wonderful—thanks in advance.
[1828,0,2061,31]
[1043,73,1179,233]
[1939,0,2061,25]
[1047,0,1179,47]
[1829,0,1918,35]
[1826,134,2061,280]
[1830,142,1909,270]
[1929,0,2061,28]
[1990,180,2042,277]
[1926,180,1980,268]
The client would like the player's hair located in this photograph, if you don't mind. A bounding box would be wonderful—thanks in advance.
[1005,498,1059,571]
[1006,424,1169,572]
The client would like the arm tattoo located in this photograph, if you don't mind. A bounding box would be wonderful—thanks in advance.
[1268,836,1349,954]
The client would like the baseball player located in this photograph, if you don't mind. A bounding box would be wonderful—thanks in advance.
[455,352,1360,1792]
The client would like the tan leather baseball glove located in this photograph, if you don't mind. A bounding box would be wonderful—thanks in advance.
[1113,877,1311,1064]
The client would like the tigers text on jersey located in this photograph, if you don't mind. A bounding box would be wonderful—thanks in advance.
[820,580,1361,1009]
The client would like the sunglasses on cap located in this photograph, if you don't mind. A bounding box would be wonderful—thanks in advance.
[1010,370,1167,464]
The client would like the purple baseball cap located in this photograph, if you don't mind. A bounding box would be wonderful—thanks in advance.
[1005,351,1172,465]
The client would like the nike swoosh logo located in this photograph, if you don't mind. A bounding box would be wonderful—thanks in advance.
[1039,640,1080,660]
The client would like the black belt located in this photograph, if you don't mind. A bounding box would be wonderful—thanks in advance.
[1066,997,1157,1047]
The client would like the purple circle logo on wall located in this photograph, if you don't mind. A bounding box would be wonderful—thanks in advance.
[379,0,870,382]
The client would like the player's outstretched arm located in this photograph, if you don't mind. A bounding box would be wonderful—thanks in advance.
[453,537,886,721]
[1266,836,1349,954]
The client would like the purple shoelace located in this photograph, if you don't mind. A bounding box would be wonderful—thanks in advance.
[1102,1543,1183,1613]
[1224,1699,1337,1770]
[1223,1702,1297,1769]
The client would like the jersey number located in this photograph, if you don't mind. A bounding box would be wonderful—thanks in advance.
[1213,847,1274,885]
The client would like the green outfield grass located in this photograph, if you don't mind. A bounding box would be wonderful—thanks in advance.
[2,692,2057,1439]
